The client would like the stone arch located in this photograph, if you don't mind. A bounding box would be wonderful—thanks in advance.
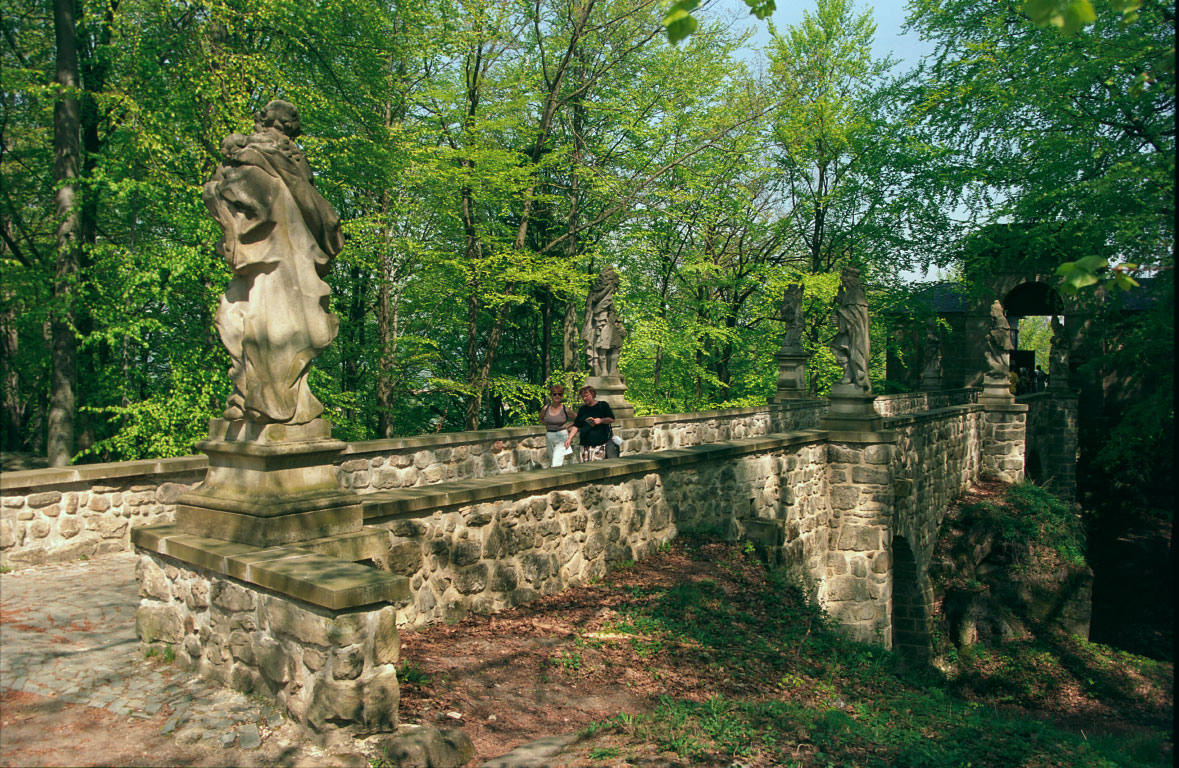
[1001,279,1062,318]
[890,535,931,662]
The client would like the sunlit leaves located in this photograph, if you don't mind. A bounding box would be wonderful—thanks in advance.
[1021,0,1097,35]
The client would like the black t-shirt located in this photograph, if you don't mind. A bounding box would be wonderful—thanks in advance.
[573,400,615,446]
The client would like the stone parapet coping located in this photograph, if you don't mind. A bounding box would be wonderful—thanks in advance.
[362,430,829,521]
[131,525,408,611]
[882,403,984,429]
[876,388,980,401]
[0,456,206,492]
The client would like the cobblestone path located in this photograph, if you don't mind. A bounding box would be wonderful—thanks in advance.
[0,553,327,764]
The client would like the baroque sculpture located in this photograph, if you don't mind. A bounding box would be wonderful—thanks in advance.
[1049,315,1068,389]
[831,267,872,394]
[203,99,344,425]
[983,300,1013,381]
[920,317,942,389]
[581,266,627,377]
[778,283,805,355]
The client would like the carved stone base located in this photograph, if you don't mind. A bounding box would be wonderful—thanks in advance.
[770,352,809,402]
[821,384,883,432]
[920,370,942,392]
[978,377,1016,406]
[174,418,361,547]
[583,375,636,419]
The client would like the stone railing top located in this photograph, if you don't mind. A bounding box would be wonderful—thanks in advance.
[362,430,830,522]
[882,402,984,428]
[0,455,206,492]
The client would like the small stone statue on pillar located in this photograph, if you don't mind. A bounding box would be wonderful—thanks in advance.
[174,100,362,547]
[1048,315,1068,390]
[580,266,635,418]
[979,299,1016,404]
[919,317,942,391]
[771,283,810,401]
[821,267,882,431]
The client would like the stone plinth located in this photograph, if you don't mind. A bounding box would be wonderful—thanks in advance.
[584,375,635,419]
[919,369,942,392]
[978,378,1016,406]
[175,419,362,547]
[771,351,809,401]
[820,384,883,432]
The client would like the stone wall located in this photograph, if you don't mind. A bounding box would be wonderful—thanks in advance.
[365,434,830,629]
[1020,391,1078,499]
[980,404,1028,483]
[873,389,978,418]
[136,552,400,740]
[2,402,826,569]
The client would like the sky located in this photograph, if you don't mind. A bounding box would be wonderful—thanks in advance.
[718,0,934,74]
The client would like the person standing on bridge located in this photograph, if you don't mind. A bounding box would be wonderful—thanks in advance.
[566,385,617,462]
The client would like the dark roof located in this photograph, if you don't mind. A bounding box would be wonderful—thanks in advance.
[882,282,970,315]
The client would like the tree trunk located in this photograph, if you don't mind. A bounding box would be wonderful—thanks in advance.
[541,286,552,385]
[563,299,580,372]
[48,0,81,467]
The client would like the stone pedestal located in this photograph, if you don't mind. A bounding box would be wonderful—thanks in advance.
[770,351,809,402]
[820,384,883,432]
[919,369,942,392]
[174,419,362,547]
[584,375,635,419]
[978,377,1016,406]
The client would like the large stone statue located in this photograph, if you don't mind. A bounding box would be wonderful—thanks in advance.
[920,317,942,390]
[831,267,871,394]
[983,300,1013,381]
[778,283,805,355]
[203,100,344,425]
[1049,315,1068,389]
[581,266,627,377]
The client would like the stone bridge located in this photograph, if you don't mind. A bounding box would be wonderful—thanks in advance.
[0,387,1078,735]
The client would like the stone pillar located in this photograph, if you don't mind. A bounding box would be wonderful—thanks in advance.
[770,351,810,402]
[821,383,884,432]
[823,434,896,647]
[981,403,1027,483]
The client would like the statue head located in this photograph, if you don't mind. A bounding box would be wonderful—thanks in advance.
[255,100,302,138]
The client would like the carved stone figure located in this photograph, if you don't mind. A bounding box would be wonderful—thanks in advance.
[983,300,1013,381]
[1049,315,1068,389]
[831,267,871,394]
[581,267,627,377]
[778,283,805,355]
[920,317,942,388]
[203,100,344,424]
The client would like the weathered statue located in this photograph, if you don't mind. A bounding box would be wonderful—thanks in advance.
[203,100,344,424]
[983,300,1013,381]
[920,317,942,384]
[831,267,871,393]
[1049,315,1068,388]
[778,283,805,355]
[581,266,627,377]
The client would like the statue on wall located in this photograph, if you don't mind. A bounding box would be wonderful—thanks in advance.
[983,300,1013,381]
[1049,315,1068,388]
[831,267,871,393]
[778,283,805,355]
[581,266,627,377]
[920,317,942,385]
[203,100,344,424]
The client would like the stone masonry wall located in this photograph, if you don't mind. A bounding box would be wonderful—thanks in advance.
[873,389,978,418]
[1021,392,1078,499]
[136,552,400,739]
[980,405,1028,483]
[370,437,831,629]
[1,402,826,569]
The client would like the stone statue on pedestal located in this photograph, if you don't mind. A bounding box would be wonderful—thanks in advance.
[920,317,942,390]
[203,99,343,425]
[778,283,805,355]
[831,267,872,395]
[581,266,627,377]
[983,300,1013,382]
[1049,315,1068,389]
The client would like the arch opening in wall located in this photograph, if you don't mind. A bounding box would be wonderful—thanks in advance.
[1003,281,1063,394]
[891,535,930,663]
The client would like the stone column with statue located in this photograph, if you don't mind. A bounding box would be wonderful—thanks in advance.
[979,299,1016,405]
[1048,315,1069,390]
[771,283,811,401]
[821,267,883,431]
[580,266,635,418]
[173,100,362,547]
[919,317,943,391]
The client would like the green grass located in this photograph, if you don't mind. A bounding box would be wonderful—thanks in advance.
[567,535,1171,768]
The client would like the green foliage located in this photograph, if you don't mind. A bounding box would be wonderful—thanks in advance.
[960,484,1086,567]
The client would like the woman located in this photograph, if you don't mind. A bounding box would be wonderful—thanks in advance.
[539,385,575,467]
[566,385,617,462]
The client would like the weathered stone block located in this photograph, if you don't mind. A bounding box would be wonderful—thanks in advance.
[308,678,363,732]
[852,466,890,485]
[372,608,400,666]
[362,667,401,732]
[137,556,172,600]
[491,562,518,592]
[453,563,488,595]
[212,581,257,612]
[136,603,185,644]
[27,491,63,508]
[450,539,481,567]
[255,634,289,684]
[333,644,365,680]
